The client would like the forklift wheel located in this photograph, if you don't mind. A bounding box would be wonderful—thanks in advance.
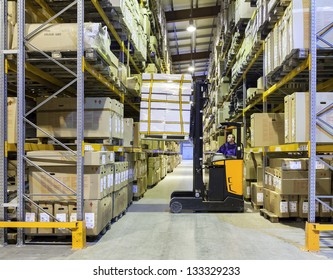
[170,201,182,213]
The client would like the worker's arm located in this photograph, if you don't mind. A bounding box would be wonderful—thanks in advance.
[217,144,226,154]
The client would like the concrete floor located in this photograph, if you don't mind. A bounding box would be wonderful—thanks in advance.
[1,160,333,260]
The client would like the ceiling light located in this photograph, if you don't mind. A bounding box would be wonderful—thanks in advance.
[188,66,195,72]
[186,20,196,32]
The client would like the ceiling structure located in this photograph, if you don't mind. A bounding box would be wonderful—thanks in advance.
[162,0,221,79]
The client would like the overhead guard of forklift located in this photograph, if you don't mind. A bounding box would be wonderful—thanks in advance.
[218,122,242,130]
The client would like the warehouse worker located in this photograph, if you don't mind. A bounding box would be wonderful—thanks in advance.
[217,133,237,157]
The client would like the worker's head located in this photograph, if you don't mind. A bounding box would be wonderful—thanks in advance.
[227,134,235,144]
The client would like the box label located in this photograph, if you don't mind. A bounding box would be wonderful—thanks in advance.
[257,193,263,203]
[289,161,301,170]
[280,201,288,213]
[289,201,297,213]
[133,184,138,193]
[302,202,308,213]
[70,213,77,222]
[40,213,50,222]
[85,213,95,229]
[103,176,107,190]
[100,178,103,192]
[25,212,35,222]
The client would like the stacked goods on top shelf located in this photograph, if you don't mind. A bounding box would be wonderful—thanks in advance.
[110,0,148,61]
[140,73,192,140]
[36,97,124,141]
[264,0,333,77]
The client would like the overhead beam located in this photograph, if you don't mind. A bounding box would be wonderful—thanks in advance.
[167,25,216,33]
[172,51,211,62]
[165,6,221,22]
[169,42,210,48]
[168,34,212,42]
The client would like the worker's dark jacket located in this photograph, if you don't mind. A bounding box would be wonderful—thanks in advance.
[217,142,237,156]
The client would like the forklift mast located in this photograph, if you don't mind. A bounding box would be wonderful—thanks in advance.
[191,81,206,195]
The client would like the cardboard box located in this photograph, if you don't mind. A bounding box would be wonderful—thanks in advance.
[133,175,147,198]
[105,164,114,194]
[7,97,17,144]
[263,188,271,212]
[269,158,308,171]
[257,166,263,184]
[69,196,112,236]
[38,203,54,234]
[123,118,134,147]
[84,196,111,236]
[257,77,264,90]
[250,113,284,147]
[36,97,123,139]
[284,95,291,143]
[29,165,108,201]
[112,186,128,218]
[288,92,333,143]
[272,168,331,195]
[251,183,264,206]
[25,203,38,234]
[54,203,69,234]
[270,190,289,218]
[298,195,319,218]
[133,122,141,147]
[319,199,332,217]
[27,150,109,166]
[288,195,299,217]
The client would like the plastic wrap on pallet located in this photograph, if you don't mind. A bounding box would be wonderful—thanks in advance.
[12,23,117,67]
[139,74,192,138]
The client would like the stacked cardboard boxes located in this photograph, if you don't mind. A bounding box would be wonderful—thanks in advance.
[36,97,124,140]
[263,158,332,218]
[284,92,333,143]
[112,161,129,219]
[133,153,147,199]
[26,150,116,235]
[264,1,333,76]
[140,73,192,138]
[250,113,284,147]
[147,156,161,187]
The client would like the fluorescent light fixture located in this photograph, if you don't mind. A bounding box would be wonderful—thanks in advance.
[188,66,195,72]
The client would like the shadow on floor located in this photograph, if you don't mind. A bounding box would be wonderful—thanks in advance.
[128,204,170,212]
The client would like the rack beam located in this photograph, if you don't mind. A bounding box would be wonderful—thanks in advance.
[0,221,86,249]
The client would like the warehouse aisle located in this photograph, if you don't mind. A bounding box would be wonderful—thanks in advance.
[1,160,333,260]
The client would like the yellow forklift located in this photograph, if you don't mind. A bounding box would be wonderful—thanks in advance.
[170,82,244,213]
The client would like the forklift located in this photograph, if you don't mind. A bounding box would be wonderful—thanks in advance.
[169,81,244,213]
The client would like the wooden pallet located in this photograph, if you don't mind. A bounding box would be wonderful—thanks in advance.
[251,202,263,211]
[260,208,280,223]
[133,193,145,201]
